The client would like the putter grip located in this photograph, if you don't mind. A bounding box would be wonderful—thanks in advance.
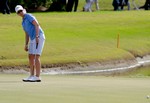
[36,43,38,49]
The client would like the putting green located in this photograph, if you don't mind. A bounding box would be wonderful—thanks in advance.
[0,74,149,103]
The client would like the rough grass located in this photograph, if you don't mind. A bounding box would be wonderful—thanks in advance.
[124,67,150,77]
[0,11,150,66]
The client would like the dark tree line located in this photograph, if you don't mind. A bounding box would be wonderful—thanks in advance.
[9,0,52,12]
[6,0,66,12]
[8,0,79,12]
[1,0,150,13]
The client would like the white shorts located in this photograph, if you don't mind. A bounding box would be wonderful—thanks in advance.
[29,37,45,56]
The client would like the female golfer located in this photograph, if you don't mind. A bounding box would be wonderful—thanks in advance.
[15,5,45,82]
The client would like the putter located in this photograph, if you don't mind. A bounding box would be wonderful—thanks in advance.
[34,43,38,66]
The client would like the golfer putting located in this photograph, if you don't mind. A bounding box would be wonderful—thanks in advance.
[15,5,45,82]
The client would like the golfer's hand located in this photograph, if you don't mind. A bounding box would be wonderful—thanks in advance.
[24,45,28,52]
[36,37,39,44]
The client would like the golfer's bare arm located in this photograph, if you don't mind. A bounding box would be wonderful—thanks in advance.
[25,32,29,46]
[32,20,39,38]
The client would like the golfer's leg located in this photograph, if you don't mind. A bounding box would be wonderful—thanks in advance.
[74,0,78,11]
[127,2,130,10]
[86,2,92,11]
[5,0,10,14]
[29,54,35,76]
[95,0,100,10]
[89,1,93,12]
[35,55,41,77]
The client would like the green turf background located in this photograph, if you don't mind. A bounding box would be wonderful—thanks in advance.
[0,0,150,66]
[1,11,150,66]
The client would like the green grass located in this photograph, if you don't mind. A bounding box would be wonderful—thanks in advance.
[0,74,150,103]
[1,11,150,66]
[125,67,150,77]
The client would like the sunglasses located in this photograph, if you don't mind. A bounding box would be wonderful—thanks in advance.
[17,10,23,14]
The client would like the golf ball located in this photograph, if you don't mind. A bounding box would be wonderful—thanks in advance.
[147,95,150,99]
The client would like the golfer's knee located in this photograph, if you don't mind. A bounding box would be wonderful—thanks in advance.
[35,56,40,62]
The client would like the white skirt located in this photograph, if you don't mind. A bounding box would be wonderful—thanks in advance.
[28,37,45,56]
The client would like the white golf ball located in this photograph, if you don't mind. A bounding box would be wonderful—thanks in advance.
[147,95,150,99]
